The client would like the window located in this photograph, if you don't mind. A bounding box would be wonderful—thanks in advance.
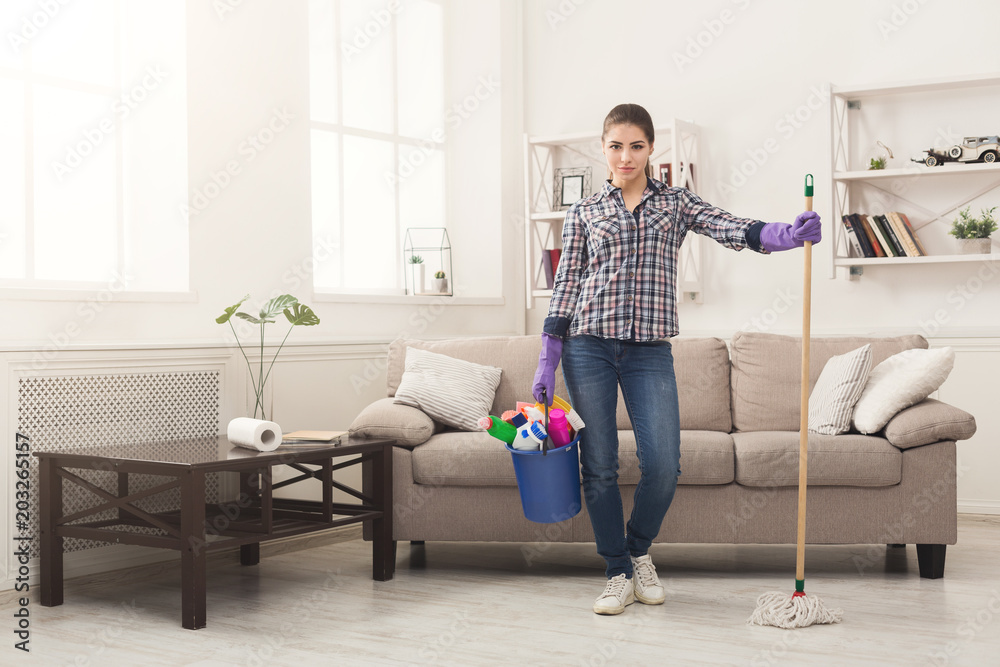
[309,0,446,293]
[0,0,188,292]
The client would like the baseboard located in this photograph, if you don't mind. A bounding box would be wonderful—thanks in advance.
[958,501,1000,515]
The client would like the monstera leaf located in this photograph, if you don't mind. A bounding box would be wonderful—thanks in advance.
[215,294,250,324]
[284,303,319,326]
[260,294,298,321]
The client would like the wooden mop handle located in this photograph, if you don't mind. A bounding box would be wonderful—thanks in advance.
[796,174,814,589]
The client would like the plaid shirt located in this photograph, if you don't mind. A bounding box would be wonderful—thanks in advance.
[544,178,766,341]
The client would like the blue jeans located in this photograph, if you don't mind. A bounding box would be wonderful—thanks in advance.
[561,335,681,579]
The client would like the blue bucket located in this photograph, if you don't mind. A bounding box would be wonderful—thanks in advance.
[506,437,582,524]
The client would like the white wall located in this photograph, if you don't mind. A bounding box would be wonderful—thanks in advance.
[521,0,1000,512]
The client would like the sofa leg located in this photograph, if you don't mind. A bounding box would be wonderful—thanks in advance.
[916,544,946,579]
[411,540,425,546]
[888,544,905,549]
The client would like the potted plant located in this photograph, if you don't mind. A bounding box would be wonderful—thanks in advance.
[408,255,425,293]
[432,270,448,293]
[216,294,320,420]
[950,206,997,254]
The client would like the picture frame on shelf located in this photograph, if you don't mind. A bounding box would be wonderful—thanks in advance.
[553,167,591,210]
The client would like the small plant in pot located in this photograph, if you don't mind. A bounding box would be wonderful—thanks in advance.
[432,270,448,293]
[408,255,425,293]
[950,206,997,254]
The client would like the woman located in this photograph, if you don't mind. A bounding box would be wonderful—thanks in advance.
[533,103,821,615]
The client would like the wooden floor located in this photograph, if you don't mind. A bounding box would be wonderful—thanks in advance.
[15,514,1000,666]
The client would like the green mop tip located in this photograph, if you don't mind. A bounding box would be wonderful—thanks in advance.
[747,580,843,629]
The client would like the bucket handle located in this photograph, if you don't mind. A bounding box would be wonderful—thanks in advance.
[541,388,551,456]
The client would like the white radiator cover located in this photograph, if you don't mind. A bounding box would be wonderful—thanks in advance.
[18,371,221,556]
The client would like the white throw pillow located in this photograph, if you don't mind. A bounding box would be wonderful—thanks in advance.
[393,347,503,431]
[808,344,873,435]
[852,347,956,434]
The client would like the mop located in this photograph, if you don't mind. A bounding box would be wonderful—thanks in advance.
[747,175,844,629]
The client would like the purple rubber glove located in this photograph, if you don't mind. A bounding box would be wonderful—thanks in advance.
[532,333,562,406]
[759,211,822,252]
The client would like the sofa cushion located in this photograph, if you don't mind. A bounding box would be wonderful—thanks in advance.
[393,347,502,431]
[882,398,977,449]
[410,430,734,487]
[853,347,956,434]
[387,336,559,417]
[411,431,517,486]
[730,332,928,432]
[732,431,901,487]
[348,397,436,447]
[610,337,732,433]
[618,430,735,485]
[808,344,873,435]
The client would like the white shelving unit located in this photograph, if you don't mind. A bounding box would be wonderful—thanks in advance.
[829,73,1000,279]
[524,120,704,307]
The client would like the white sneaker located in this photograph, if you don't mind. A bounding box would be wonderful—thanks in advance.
[593,573,635,615]
[631,554,666,605]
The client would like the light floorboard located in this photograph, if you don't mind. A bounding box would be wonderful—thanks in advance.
[10,514,1000,666]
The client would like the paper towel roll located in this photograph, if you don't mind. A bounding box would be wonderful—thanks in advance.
[227,417,282,452]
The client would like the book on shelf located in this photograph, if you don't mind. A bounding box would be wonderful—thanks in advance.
[876,214,907,257]
[866,214,897,257]
[897,212,928,255]
[842,212,927,258]
[856,214,885,257]
[540,252,554,289]
[887,212,921,257]
[540,248,562,289]
[842,215,867,257]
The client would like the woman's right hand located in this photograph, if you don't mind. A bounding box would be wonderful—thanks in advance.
[532,333,563,405]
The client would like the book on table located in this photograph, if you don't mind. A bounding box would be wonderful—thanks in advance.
[281,430,347,446]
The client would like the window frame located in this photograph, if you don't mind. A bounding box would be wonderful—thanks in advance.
[309,0,449,296]
[0,2,190,298]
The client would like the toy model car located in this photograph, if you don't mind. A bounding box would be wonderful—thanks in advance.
[913,136,1000,166]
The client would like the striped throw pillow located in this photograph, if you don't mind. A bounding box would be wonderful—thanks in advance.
[808,344,873,435]
[393,347,503,431]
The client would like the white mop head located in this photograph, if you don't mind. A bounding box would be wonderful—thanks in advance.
[747,591,843,629]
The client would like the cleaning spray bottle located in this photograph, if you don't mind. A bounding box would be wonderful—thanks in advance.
[478,416,517,444]
[546,408,572,448]
[512,420,547,451]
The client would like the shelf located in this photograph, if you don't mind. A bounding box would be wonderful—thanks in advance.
[832,72,1000,98]
[835,163,1000,181]
[834,253,1000,267]
[530,212,568,221]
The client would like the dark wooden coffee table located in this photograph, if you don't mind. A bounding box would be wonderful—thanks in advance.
[34,435,394,629]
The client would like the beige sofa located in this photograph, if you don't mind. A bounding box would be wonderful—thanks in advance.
[352,332,977,578]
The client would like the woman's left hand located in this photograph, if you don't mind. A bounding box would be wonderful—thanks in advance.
[759,212,822,252]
